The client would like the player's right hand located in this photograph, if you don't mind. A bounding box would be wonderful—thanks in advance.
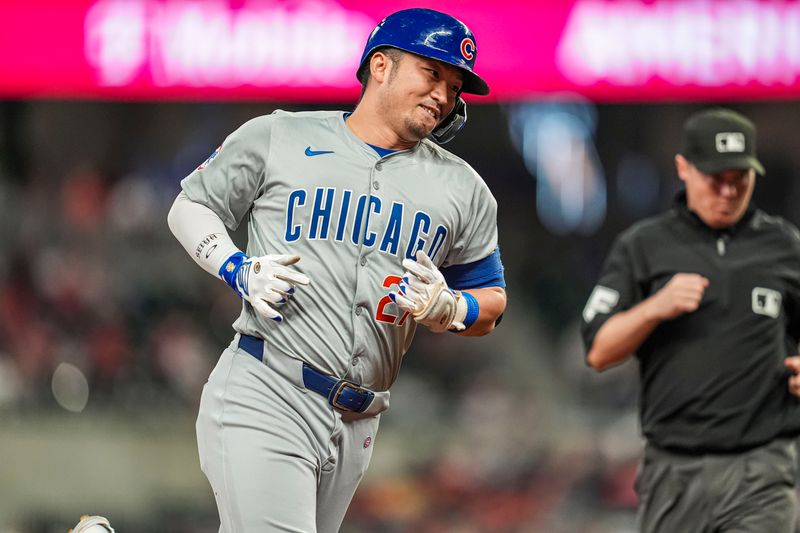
[646,273,709,321]
[233,254,311,322]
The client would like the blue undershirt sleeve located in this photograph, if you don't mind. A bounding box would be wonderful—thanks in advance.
[441,247,506,290]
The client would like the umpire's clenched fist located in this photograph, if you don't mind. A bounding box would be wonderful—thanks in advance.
[784,356,800,398]
[646,273,709,322]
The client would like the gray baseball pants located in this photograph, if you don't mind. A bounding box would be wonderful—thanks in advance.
[196,337,381,532]
[636,437,798,533]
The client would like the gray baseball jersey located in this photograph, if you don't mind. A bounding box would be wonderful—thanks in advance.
[182,110,498,391]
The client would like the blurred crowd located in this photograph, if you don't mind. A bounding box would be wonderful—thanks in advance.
[0,162,222,412]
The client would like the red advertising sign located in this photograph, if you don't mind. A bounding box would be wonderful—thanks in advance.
[2,0,800,102]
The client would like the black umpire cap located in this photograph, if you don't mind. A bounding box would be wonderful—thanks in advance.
[681,108,765,176]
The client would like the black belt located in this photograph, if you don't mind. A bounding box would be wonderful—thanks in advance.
[238,334,375,413]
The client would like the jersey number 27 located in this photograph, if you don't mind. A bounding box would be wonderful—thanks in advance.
[376,275,411,326]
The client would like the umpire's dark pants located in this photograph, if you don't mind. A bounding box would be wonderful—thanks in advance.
[636,438,798,533]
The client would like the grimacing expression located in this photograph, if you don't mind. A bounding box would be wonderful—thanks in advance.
[378,52,463,142]
[676,154,756,229]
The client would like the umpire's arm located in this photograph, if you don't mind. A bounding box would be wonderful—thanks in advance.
[582,232,709,371]
[586,274,708,371]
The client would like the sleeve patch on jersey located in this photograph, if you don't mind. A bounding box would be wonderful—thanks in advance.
[196,144,223,170]
[441,247,506,290]
[752,287,781,319]
[582,285,620,322]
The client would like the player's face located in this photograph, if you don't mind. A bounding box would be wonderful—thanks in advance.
[382,54,463,142]
[676,155,756,229]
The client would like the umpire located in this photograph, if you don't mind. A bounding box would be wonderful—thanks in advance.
[582,108,800,532]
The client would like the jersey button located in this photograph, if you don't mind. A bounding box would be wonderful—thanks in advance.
[355,306,363,316]
[360,256,367,266]
[375,163,383,171]
[373,181,380,190]
[352,357,359,366]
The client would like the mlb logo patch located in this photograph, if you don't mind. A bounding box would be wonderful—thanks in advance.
[752,287,781,318]
[715,132,745,153]
[197,144,222,170]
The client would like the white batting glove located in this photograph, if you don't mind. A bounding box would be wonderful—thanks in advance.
[69,515,115,533]
[390,251,468,332]
[220,252,311,322]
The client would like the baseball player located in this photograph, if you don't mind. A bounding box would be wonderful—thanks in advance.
[582,108,800,532]
[167,8,506,532]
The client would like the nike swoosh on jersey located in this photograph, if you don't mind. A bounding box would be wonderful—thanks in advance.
[305,146,335,157]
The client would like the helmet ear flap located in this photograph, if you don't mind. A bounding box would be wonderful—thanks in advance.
[430,97,467,144]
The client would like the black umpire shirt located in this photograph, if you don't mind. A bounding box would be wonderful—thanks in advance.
[582,192,800,453]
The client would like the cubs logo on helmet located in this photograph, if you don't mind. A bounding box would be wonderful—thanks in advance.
[460,38,475,60]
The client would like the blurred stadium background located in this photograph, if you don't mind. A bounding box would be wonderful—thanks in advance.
[1,0,800,531]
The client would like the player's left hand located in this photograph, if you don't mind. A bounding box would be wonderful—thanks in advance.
[785,356,800,397]
[390,250,467,332]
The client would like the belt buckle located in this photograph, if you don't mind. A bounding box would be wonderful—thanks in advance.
[330,380,368,412]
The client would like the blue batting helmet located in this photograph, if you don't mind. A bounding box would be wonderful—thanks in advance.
[358,8,489,96]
